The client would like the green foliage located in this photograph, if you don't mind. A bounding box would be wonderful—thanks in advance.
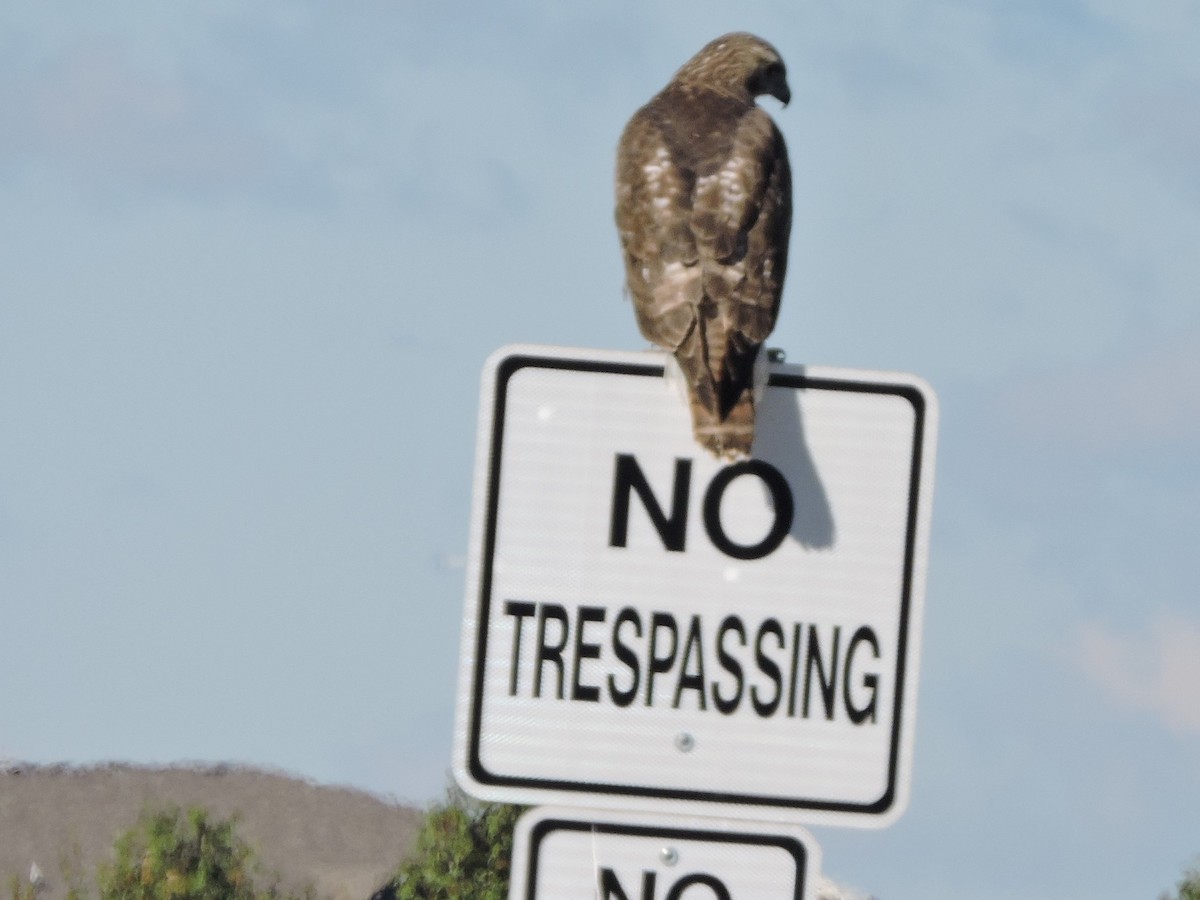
[1162,865,1200,900]
[95,805,316,900]
[391,786,523,900]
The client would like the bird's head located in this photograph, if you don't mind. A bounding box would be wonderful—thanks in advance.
[675,32,791,107]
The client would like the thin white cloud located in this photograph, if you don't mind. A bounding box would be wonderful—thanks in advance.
[818,875,875,900]
[1075,612,1200,734]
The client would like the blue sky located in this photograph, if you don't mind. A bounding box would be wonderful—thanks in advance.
[2,2,1198,898]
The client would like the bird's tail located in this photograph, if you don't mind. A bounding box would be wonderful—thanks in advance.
[689,387,755,459]
[673,305,764,460]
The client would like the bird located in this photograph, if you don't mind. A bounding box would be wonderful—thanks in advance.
[616,32,792,459]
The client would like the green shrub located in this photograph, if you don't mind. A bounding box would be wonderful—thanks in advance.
[1163,865,1200,900]
[390,786,523,900]
[95,805,316,900]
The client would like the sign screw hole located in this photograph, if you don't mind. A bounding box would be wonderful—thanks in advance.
[675,732,695,752]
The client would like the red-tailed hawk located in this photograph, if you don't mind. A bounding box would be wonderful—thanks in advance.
[616,32,792,459]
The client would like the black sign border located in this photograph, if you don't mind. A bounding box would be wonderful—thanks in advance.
[467,352,929,818]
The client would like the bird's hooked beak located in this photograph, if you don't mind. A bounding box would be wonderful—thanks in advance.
[754,64,791,107]
[769,68,791,107]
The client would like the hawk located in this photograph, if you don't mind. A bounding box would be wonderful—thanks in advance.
[616,32,792,459]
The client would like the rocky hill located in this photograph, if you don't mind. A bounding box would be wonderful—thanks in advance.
[0,762,423,900]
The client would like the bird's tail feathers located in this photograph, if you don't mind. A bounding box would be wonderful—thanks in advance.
[673,313,761,459]
[689,387,755,460]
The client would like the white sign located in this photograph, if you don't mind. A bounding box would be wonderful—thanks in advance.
[453,345,938,827]
[510,807,819,900]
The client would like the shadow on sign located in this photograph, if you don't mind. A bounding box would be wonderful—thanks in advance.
[754,384,835,551]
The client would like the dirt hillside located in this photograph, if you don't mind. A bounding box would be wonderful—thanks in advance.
[0,762,423,900]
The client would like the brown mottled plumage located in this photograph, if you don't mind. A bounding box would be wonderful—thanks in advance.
[616,32,792,459]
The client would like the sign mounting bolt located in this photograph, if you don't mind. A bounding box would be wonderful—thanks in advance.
[675,732,695,752]
[660,846,679,866]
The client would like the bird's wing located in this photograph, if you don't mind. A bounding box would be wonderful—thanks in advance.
[693,104,791,348]
[615,106,702,351]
